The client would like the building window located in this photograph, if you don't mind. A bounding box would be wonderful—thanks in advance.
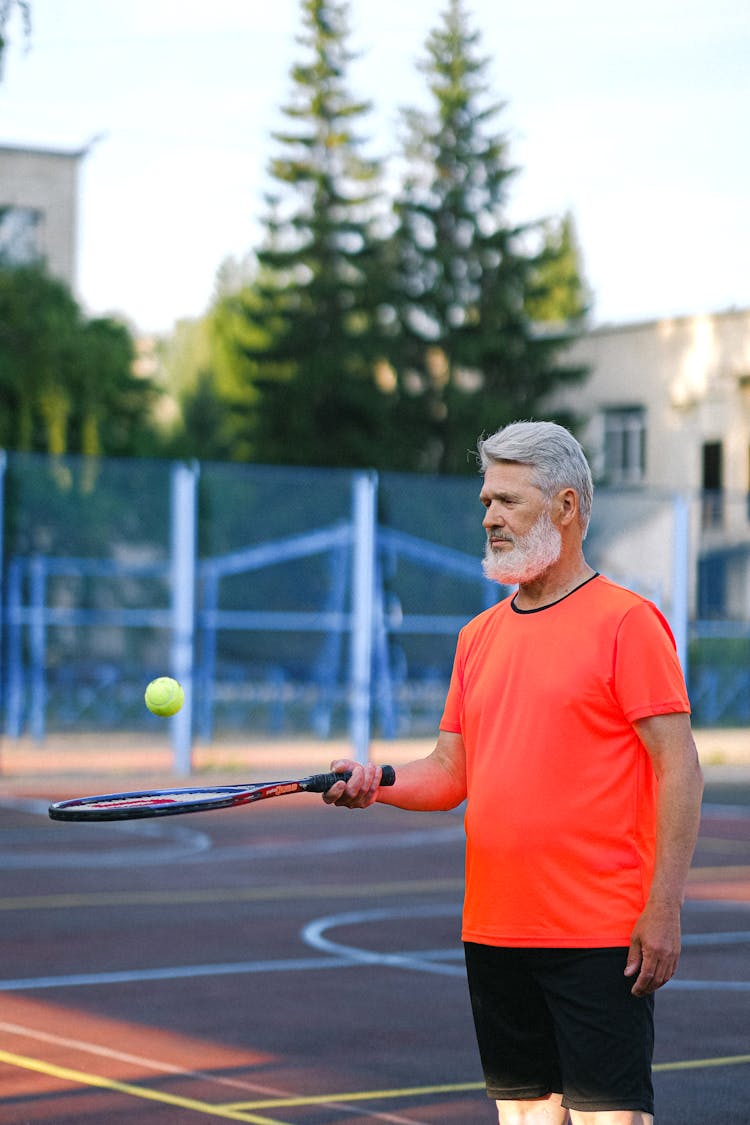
[702,440,724,529]
[0,205,42,266]
[602,406,646,485]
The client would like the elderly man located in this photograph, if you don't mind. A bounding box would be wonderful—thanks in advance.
[325,420,703,1125]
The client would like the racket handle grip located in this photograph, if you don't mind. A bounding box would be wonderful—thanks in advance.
[306,765,396,792]
[378,764,396,787]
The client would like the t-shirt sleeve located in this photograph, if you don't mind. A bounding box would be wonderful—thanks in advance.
[439,635,464,733]
[613,600,691,722]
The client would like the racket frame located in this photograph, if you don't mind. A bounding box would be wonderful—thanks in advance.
[48,767,395,822]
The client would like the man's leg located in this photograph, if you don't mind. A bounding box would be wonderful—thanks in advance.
[495,1094,570,1123]
[466,948,655,1124]
[535,950,655,1122]
[465,945,566,1113]
[494,1101,655,1124]
[569,1112,653,1125]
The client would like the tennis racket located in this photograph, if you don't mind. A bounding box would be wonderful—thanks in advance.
[48,766,396,822]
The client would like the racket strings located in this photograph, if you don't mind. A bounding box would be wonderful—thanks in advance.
[68,788,249,810]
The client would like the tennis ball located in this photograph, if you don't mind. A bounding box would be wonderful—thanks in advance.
[144,677,184,717]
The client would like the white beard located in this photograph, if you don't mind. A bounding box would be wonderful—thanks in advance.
[482,508,562,586]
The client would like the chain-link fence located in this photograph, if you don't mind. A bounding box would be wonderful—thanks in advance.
[1,452,747,769]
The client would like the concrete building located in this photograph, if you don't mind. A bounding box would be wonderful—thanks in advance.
[554,308,750,623]
[0,143,85,289]
[561,309,750,493]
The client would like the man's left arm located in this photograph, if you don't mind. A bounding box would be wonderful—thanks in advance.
[625,712,704,997]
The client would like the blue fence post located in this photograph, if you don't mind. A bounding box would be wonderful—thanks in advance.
[349,471,378,765]
[29,555,47,742]
[170,461,199,775]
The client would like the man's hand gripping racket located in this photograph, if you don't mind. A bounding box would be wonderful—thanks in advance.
[322,759,390,808]
[48,764,395,822]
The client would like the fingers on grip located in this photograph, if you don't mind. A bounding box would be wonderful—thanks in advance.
[310,765,396,793]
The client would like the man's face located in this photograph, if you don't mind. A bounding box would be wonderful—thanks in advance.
[479,461,562,585]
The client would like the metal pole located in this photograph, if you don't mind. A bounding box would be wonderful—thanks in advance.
[29,556,47,743]
[170,462,199,775]
[349,471,377,764]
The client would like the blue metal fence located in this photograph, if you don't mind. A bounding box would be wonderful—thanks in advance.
[0,453,747,772]
[0,457,498,770]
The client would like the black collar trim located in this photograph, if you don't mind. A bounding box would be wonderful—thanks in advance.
[510,572,600,614]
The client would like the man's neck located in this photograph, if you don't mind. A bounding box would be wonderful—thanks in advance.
[513,559,596,611]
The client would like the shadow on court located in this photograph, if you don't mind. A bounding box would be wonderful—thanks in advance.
[0,767,748,1124]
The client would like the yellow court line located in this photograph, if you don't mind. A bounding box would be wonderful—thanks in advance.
[0,877,464,913]
[4,868,748,911]
[653,1054,750,1072]
[2,1047,748,1120]
[222,1057,750,1111]
[0,1048,293,1125]
[223,1082,485,1110]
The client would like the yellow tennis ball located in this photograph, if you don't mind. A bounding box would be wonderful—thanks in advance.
[144,677,184,717]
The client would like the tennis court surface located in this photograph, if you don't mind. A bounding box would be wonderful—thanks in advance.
[0,747,748,1124]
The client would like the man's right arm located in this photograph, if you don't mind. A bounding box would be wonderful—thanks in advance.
[323,730,467,811]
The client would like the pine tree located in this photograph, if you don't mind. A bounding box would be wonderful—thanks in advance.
[242,0,391,468]
[525,212,591,325]
[386,0,589,473]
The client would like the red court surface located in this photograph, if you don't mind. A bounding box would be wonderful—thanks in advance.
[0,749,748,1124]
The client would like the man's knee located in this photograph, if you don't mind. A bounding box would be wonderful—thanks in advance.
[495,1094,570,1124]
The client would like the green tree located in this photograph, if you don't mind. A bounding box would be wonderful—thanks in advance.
[162,256,263,462]
[240,0,392,468]
[525,212,591,324]
[385,0,589,473]
[74,316,161,457]
[0,263,159,456]
[0,264,79,452]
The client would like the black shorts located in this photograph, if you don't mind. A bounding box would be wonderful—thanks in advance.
[464,943,655,1115]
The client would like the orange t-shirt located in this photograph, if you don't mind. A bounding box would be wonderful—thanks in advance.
[440,574,691,948]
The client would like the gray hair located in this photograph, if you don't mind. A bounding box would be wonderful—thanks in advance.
[477,421,594,537]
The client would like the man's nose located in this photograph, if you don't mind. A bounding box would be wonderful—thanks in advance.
[482,502,504,528]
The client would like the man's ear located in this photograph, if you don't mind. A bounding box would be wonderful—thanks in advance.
[556,487,579,527]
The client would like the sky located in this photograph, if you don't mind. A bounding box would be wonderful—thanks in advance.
[1,0,749,336]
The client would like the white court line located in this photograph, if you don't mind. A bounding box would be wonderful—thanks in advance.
[0,955,357,992]
[301,904,466,976]
[300,905,750,991]
[0,1020,294,1096]
[1,796,212,867]
[0,905,748,992]
[5,799,748,995]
